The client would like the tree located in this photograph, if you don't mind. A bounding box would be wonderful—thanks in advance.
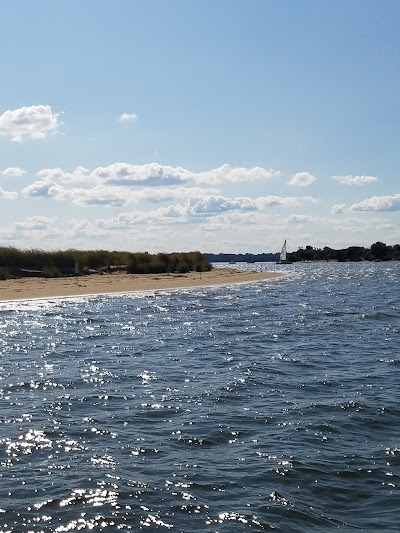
[370,241,388,261]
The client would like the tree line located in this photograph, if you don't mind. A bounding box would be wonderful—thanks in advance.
[287,242,400,262]
[206,252,279,263]
[0,247,211,280]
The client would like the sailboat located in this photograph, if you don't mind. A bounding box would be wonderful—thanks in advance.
[276,239,292,264]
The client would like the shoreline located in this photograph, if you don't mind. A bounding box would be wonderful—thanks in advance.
[0,268,282,302]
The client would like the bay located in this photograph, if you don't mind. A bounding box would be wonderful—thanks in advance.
[0,262,399,531]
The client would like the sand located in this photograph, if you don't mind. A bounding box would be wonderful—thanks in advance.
[0,268,282,301]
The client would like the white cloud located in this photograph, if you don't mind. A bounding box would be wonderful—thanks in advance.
[171,195,312,219]
[196,164,280,184]
[36,166,89,184]
[116,113,139,122]
[67,219,109,239]
[47,185,130,207]
[332,204,347,214]
[0,105,62,141]
[0,216,57,244]
[1,167,26,176]
[22,181,54,197]
[288,214,317,224]
[14,216,56,231]
[91,162,192,186]
[256,195,315,208]
[350,194,400,212]
[22,163,280,193]
[157,194,315,220]
[22,180,215,206]
[0,187,18,200]
[90,162,278,186]
[186,196,257,216]
[92,194,310,228]
[17,166,89,194]
[289,172,316,187]
[96,213,151,230]
[140,186,217,203]
[377,223,396,230]
[22,168,317,214]
[331,175,378,186]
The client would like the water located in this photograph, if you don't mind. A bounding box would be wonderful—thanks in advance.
[0,262,399,531]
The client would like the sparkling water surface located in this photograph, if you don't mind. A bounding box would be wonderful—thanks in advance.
[0,262,399,531]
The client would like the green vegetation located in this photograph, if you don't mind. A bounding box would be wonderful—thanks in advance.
[0,247,212,279]
[127,251,211,274]
[288,242,400,262]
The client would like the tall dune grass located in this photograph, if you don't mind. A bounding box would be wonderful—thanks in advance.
[0,247,212,279]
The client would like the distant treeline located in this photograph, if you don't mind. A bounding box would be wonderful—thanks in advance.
[288,242,400,262]
[0,247,212,280]
[207,242,400,264]
[206,252,279,263]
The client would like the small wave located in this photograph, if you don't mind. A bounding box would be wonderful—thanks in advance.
[206,510,267,529]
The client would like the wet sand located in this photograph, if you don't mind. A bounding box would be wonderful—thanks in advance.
[0,268,282,301]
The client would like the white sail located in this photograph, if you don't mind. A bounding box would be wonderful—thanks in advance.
[279,240,287,262]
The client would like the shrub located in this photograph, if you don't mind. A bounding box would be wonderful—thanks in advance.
[0,268,10,280]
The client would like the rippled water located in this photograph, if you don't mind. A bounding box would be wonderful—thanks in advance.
[0,262,399,531]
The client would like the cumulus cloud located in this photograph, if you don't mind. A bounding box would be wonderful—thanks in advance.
[331,204,347,214]
[174,195,313,218]
[90,162,278,186]
[22,162,280,191]
[141,186,216,203]
[331,175,378,186]
[14,216,56,231]
[67,219,109,239]
[22,181,56,198]
[91,162,192,187]
[0,105,62,141]
[187,196,257,216]
[256,195,314,208]
[157,194,315,220]
[289,172,316,187]
[22,169,317,213]
[93,194,311,225]
[22,180,214,207]
[96,213,151,230]
[287,214,315,224]
[196,164,280,184]
[350,194,400,212]
[116,113,139,122]
[1,167,26,176]
[46,185,130,208]
[36,166,89,184]
[0,187,18,200]
[21,167,92,198]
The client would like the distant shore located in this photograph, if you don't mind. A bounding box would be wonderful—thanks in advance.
[0,268,282,301]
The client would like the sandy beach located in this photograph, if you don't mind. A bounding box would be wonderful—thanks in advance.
[0,268,282,301]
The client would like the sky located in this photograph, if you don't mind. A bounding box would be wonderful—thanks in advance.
[0,0,399,254]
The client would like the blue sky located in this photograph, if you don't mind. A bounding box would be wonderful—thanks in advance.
[0,0,399,253]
